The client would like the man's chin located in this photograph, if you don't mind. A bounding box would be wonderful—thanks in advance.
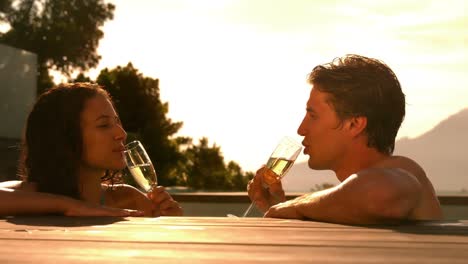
[307,159,326,170]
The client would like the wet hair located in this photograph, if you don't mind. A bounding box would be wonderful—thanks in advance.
[308,54,405,154]
[19,82,113,199]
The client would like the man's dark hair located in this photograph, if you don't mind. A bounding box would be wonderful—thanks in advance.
[308,54,405,154]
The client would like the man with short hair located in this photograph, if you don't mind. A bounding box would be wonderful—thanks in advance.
[248,54,442,224]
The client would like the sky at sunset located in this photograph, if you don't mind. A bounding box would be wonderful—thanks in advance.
[87,0,468,172]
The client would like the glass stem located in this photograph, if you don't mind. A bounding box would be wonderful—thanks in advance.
[242,202,255,217]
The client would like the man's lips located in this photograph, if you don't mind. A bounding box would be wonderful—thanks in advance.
[302,143,309,154]
[113,146,126,152]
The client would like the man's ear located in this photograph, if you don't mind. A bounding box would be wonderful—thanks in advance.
[345,116,367,137]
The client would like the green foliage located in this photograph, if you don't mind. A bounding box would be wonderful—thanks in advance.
[0,0,114,94]
[72,73,92,83]
[0,0,11,16]
[183,138,253,190]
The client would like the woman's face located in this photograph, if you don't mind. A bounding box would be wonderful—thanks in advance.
[80,94,127,172]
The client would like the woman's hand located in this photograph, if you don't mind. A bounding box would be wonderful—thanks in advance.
[147,186,183,216]
[109,184,182,217]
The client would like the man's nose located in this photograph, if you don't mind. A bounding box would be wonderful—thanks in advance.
[297,117,306,136]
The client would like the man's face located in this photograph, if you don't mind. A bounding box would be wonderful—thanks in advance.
[297,85,349,171]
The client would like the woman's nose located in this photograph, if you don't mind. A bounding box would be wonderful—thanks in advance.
[115,124,127,141]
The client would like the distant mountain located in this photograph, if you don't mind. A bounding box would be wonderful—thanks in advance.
[282,108,468,193]
[394,108,468,192]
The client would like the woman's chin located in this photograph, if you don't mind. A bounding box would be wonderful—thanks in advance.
[112,161,127,170]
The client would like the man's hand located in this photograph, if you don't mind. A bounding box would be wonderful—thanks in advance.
[264,199,303,219]
[247,166,286,212]
[147,186,183,216]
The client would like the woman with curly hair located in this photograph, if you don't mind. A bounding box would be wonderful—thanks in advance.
[0,82,182,217]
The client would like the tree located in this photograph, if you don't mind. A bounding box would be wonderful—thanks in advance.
[0,0,11,15]
[183,138,227,190]
[96,63,190,186]
[226,161,254,191]
[183,138,253,190]
[72,72,92,83]
[0,0,114,94]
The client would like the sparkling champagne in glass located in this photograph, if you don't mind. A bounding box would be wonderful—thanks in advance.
[124,140,157,192]
[242,136,302,217]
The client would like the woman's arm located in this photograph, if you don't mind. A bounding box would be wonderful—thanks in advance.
[107,184,182,216]
[0,187,143,217]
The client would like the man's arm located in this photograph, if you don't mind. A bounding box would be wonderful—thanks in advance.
[265,168,422,224]
[0,187,143,217]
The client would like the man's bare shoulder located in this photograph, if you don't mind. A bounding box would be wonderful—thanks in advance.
[348,156,423,184]
[374,156,425,174]
[344,156,425,204]
[347,161,422,198]
[371,155,429,185]
[365,155,442,220]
